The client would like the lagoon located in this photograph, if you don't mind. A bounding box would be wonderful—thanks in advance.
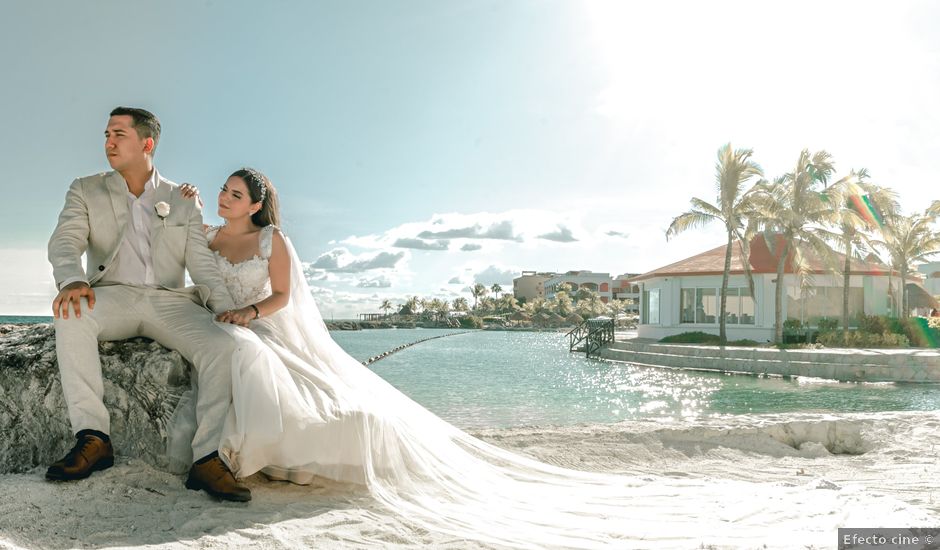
[332,328,940,429]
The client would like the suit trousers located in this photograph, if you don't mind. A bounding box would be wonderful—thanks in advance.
[53,284,239,461]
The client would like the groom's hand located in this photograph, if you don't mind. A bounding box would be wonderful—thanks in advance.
[52,282,95,320]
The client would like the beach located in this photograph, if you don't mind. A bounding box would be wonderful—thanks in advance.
[2,410,938,549]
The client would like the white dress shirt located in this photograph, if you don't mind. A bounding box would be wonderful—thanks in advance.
[101,169,158,286]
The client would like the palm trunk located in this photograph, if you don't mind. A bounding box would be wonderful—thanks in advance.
[901,268,909,318]
[888,271,896,317]
[842,234,852,344]
[774,239,790,344]
[719,228,732,346]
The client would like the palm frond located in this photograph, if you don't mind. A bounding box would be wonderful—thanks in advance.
[666,210,718,240]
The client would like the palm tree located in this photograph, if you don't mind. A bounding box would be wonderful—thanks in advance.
[452,297,470,313]
[666,143,763,345]
[751,149,841,343]
[471,283,488,310]
[490,283,503,300]
[875,209,940,317]
[823,170,899,335]
[380,298,393,317]
[403,296,420,317]
[499,294,519,313]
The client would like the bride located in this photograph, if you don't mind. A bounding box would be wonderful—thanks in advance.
[168,168,910,549]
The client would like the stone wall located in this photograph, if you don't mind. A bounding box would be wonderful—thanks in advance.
[598,340,940,382]
[0,324,190,474]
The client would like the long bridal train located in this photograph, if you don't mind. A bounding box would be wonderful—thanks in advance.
[167,229,925,549]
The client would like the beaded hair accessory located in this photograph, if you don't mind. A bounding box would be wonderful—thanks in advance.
[241,167,267,203]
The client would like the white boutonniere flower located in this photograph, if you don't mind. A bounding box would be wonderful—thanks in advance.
[155,201,171,227]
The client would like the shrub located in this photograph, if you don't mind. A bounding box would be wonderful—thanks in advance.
[857,314,890,335]
[659,331,721,344]
[815,317,839,333]
[783,318,802,332]
[459,315,484,329]
[897,317,940,347]
[728,338,761,347]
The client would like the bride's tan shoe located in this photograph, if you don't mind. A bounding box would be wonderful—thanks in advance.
[185,452,251,502]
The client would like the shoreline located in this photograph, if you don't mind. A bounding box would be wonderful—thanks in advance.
[2,410,938,549]
[599,338,940,383]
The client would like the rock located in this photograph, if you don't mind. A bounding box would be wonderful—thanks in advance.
[0,324,191,474]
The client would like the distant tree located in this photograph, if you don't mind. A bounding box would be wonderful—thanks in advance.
[404,296,420,317]
[490,283,503,300]
[574,287,593,303]
[876,208,940,317]
[452,297,470,312]
[499,294,519,313]
[471,283,489,310]
[419,298,430,319]
[380,299,393,317]
[551,290,573,317]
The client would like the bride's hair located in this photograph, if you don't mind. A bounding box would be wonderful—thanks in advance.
[231,168,280,228]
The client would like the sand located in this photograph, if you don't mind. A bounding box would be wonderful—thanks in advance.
[2,410,938,549]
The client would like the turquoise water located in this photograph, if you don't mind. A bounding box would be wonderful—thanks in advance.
[0,316,51,324]
[6,319,939,429]
[332,329,940,429]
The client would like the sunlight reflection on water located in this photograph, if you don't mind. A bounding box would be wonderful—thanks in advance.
[330,329,940,429]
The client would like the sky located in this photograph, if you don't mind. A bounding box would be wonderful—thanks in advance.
[2,0,939,318]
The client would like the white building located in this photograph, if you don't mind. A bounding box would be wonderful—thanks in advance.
[918,261,940,296]
[612,273,640,313]
[631,235,901,342]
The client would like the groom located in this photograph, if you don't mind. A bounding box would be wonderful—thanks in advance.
[47,107,250,502]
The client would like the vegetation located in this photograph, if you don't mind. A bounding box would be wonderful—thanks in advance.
[669,144,940,343]
[658,331,759,347]
[376,285,633,329]
[666,144,763,346]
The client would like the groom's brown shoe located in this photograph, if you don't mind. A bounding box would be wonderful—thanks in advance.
[46,429,114,481]
[185,452,251,502]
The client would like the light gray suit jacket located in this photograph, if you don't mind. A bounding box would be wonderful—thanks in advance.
[48,170,236,313]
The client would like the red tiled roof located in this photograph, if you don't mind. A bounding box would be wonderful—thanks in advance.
[629,234,897,283]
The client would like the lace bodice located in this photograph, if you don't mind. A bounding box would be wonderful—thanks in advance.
[208,225,276,309]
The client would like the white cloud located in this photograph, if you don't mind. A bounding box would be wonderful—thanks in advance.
[309,247,407,273]
[472,265,517,286]
[392,238,450,251]
[356,275,392,288]
[460,243,483,252]
[418,220,522,242]
[537,225,578,243]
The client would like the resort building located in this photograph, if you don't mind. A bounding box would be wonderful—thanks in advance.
[631,235,902,342]
[544,271,613,304]
[612,273,640,314]
[918,261,940,296]
[513,271,556,302]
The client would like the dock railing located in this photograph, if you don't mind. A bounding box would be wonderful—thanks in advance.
[567,316,615,359]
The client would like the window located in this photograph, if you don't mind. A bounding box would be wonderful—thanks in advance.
[643,288,661,324]
[786,286,863,326]
[648,289,660,324]
[681,287,754,325]
[723,287,755,325]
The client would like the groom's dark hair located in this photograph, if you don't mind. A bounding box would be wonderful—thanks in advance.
[110,106,161,151]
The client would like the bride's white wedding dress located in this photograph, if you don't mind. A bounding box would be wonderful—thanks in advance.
[166,225,922,549]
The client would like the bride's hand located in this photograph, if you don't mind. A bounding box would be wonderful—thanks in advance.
[216,307,255,327]
[180,183,203,208]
